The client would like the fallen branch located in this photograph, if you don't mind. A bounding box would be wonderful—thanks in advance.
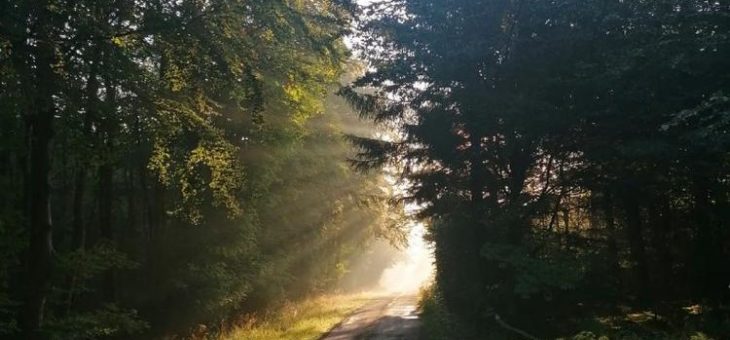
[494,314,540,340]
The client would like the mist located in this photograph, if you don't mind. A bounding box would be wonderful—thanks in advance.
[377,220,434,294]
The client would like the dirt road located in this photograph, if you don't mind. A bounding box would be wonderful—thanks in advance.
[321,294,421,340]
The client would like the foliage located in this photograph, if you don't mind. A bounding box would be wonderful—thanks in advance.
[418,284,472,340]
[566,332,610,340]
[348,0,730,337]
[0,0,403,338]
[43,305,148,340]
[480,243,584,300]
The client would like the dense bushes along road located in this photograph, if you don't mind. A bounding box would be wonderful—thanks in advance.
[347,0,730,338]
[0,1,405,338]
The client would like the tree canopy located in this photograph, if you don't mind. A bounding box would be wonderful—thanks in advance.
[0,0,403,338]
[348,0,730,338]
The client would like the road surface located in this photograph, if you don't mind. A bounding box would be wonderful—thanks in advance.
[322,294,421,340]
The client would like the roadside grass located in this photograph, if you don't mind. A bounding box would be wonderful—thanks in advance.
[417,284,475,340]
[222,293,373,340]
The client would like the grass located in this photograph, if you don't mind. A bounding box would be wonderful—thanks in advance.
[222,293,374,340]
[417,284,472,340]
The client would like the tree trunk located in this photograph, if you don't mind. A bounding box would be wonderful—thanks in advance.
[507,148,530,244]
[98,162,115,300]
[65,169,86,313]
[66,41,103,312]
[468,133,484,208]
[97,75,117,301]
[602,191,620,282]
[71,170,87,251]
[651,202,672,300]
[71,44,100,252]
[98,165,113,241]
[691,175,721,300]
[623,192,649,302]
[22,1,57,337]
[126,168,137,244]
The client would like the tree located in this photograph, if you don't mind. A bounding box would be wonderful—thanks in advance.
[2,0,404,338]
[347,0,730,337]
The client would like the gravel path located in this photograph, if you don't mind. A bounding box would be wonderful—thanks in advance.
[321,294,421,340]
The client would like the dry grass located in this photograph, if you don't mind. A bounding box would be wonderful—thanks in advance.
[222,293,374,340]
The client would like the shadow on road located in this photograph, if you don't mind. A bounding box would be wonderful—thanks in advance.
[321,295,421,340]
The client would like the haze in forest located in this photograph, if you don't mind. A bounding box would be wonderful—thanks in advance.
[2,0,729,339]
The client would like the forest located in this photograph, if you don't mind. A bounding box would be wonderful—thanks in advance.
[0,0,405,338]
[1,0,730,339]
[347,0,730,338]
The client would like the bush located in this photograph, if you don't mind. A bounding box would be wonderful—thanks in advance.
[418,284,475,340]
